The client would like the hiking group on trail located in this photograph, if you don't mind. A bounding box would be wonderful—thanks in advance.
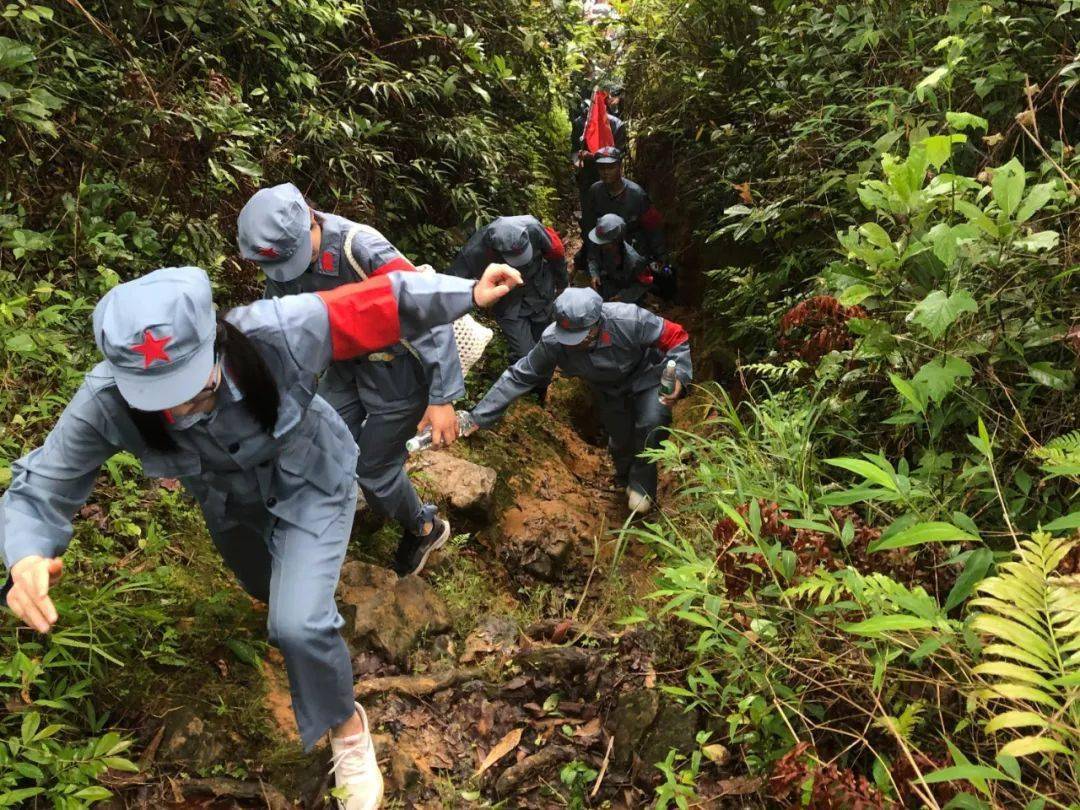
[0,61,690,810]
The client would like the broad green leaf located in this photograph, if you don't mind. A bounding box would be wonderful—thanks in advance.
[913,355,973,403]
[842,614,935,635]
[944,547,993,611]
[946,111,989,132]
[917,66,948,100]
[858,222,893,249]
[908,289,977,340]
[997,736,1071,758]
[971,616,1054,666]
[824,457,898,491]
[870,521,980,552]
[984,711,1048,733]
[1013,231,1059,252]
[991,158,1025,217]
[920,764,1009,784]
[1026,362,1074,391]
[922,133,966,169]
[838,284,874,306]
[973,661,1052,687]
[1044,511,1080,532]
[889,372,926,414]
[1015,183,1056,223]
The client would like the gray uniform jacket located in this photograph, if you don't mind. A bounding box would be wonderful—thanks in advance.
[588,240,650,304]
[471,303,692,427]
[265,212,464,407]
[0,273,476,571]
[582,180,667,262]
[448,216,568,322]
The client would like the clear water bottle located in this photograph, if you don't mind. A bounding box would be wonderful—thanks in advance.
[406,410,478,453]
[659,359,678,400]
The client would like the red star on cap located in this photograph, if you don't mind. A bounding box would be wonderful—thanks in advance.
[131,329,172,368]
[257,246,279,258]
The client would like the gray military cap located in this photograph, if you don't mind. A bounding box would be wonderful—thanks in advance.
[594,146,622,165]
[237,183,313,282]
[484,218,534,268]
[92,267,217,411]
[552,287,603,345]
[589,213,625,245]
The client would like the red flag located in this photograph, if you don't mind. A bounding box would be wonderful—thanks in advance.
[583,89,614,154]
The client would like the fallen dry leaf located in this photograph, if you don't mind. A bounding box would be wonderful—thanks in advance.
[983,133,1004,147]
[574,717,602,740]
[475,727,523,776]
[732,181,753,204]
[702,743,731,766]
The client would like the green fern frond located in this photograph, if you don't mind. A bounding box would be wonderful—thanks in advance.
[784,568,847,604]
[969,531,1080,761]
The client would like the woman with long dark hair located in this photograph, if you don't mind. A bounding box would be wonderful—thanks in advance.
[0,263,520,809]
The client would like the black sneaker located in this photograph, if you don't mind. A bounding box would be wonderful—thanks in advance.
[392,517,451,577]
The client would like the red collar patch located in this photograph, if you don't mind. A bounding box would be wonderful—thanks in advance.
[320,251,335,273]
[132,329,172,368]
[257,246,279,258]
[599,330,612,346]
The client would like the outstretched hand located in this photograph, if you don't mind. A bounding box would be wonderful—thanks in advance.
[418,403,459,449]
[473,263,523,308]
[7,555,63,633]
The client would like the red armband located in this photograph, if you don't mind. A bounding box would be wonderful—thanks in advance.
[316,276,400,360]
[542,227,565,261]
[655,319,688,351]
[640,206,664,230]
[370,256,416,277]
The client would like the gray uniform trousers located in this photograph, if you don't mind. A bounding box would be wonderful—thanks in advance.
[497,313,550,365]
[594,383,671,499]
[210,479,359,750]
[318,357,435,534]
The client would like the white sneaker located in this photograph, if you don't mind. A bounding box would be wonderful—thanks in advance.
[627,487,653,514]
[330,703,384,809]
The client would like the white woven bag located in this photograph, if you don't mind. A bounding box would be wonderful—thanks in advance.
[343,225,493,375]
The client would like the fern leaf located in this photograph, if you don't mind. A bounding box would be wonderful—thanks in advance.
[970,531,1080,760]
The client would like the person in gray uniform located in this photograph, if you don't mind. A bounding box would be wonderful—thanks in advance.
[587,213,651,304]
[470,287,691,513]
[1,263,520,810]
[582,147,677,299]
[237,183,462,577]
[449,216,568,399]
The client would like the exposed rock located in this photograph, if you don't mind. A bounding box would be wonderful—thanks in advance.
[461,614,519,663]
[515,645,593,679]
[605,690,660,772]
[408,450,497,518]
[337,561,451,663]
[159,707,245,771]
[639,700,700,771]
[503,526,575,581]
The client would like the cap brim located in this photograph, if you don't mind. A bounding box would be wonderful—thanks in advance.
[113,339,216,411]
[588,228,616,245]
[595,157,620,164]
[503,242,535,268]
[553,325,593,345]
[260,227,313,283]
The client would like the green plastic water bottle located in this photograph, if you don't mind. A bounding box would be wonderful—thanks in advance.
[659,360,678,400]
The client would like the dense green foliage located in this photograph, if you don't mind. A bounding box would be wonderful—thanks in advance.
[0,0,582,804]
[622,0,1079,806]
